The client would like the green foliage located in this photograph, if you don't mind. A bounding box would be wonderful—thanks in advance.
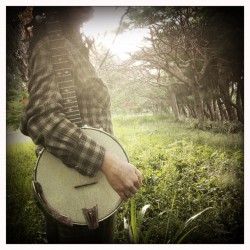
[6,115,243,243]
[125,197,213,244]
[7,7,29,130]
[113,115,243,243]
[124,199,150,243]
[6,142,45,243]
[6,7,24,92]
[170,207,214,243]
[204,119,244,134]
[6,89,28,130]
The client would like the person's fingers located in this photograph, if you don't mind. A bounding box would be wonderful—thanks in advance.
[102,152,143,200]
[119,188,134,200]
[135,168,143,186]
[134,177,142,189]
[118,191,127,201]
[126,192,133,198]
[129,186,138,194]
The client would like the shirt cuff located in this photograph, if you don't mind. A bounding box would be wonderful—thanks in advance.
[71,134,105,177]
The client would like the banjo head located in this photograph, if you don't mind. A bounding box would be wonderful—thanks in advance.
[34,127,128,225]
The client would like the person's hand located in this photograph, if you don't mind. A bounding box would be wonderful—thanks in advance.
[101,151,142,200]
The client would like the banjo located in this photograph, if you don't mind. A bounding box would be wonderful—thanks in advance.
[32,127,128,229]
[32,12,127,230]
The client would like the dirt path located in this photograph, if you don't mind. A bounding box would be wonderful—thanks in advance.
[6,130,31,145]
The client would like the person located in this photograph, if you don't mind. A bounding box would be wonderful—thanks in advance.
[20,6,142,243]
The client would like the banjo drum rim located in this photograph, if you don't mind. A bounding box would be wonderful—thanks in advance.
[32,127,129,226]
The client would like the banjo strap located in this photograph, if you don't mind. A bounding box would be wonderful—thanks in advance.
[45,12,83,128]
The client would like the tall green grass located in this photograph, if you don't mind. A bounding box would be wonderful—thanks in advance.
[6,115,244,243]
[6,142,45,243]
[113,115,244,243]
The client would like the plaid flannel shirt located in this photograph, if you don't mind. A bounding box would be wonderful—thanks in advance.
[20,36,113,177]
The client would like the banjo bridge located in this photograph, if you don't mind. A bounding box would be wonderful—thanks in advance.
[74,181,98,189]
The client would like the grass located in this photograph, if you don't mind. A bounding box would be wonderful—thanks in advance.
[113,115,244,243]
[6,142,46,243]
[6,115,244,243]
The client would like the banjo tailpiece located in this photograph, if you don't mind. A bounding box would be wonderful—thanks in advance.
[82,205,99,229]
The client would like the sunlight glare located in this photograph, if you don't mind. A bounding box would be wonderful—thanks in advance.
[82,6,148,60]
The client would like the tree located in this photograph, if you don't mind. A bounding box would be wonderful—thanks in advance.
[202,7,244,122]
[6,7,32,129]
[125,7,244,126]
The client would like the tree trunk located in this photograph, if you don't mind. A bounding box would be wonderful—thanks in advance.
[217,99,230,121]
[206,101,214,121]
[221,93,236,121]
[191,84,205,129]
[168,86,180,121]
[217,75,239,121]
[236,81,244,122]
[212,99,219,121]
[240,80,244,113]
[187,104,196,118]
[180,104,187,117]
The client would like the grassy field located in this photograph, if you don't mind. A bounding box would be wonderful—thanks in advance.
[6,115,244,243]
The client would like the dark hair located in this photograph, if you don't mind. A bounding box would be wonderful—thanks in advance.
[30,7,93,50]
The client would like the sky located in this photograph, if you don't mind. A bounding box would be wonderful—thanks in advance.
[83,7,149,60]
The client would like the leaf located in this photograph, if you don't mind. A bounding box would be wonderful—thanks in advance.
[141,204,150,216]
[124,217,129,230]
[130,199,139,243]
[170,207,214,243]
[124,217,134,243]
[137,204,150,238]
[176,226,199,244]
[164,192,176,243]
[185,207,213,225]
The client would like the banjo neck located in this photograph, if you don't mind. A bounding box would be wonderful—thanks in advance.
[46,12,83,128]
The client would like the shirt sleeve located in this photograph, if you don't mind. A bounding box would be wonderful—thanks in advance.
[20,39,105,177]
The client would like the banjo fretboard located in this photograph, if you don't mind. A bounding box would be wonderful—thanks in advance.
[46,12,83,128]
